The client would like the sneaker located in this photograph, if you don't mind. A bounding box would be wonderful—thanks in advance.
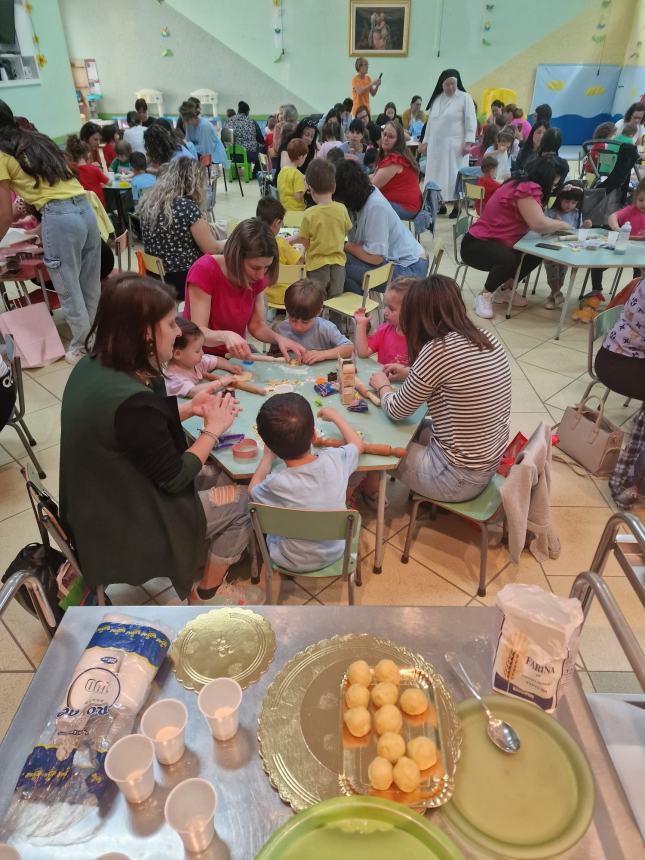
[64,348,86,366]
[544,292,564,309]
[474,291,494,319]
[190,580,265,606]
[493,289,527,308]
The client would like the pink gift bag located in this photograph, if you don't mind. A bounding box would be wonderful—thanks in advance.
[0,303,65,368]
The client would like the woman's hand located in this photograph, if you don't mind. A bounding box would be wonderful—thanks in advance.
[275,334,306,361]
[222,331,252,360]
[383,363,408,383]
[369,370,391,392]
[198,392,240,437]
[582,219,593,229]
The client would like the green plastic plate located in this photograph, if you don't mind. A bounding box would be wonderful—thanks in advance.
[443,696,595,859]
[255,796,465,860]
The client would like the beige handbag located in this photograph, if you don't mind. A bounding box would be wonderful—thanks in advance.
[557,395,624,476]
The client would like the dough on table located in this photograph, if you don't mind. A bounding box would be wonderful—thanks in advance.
[368,756,393,791]
[377,731,406,764]
[371,681,399,708]
[347,660,372,687]
[343,706,371,738]
[345,683,370,709]
[374,659,401,686]
[393,756,422,793]
[399,687,429,716]
[407,736,437,770]
[374,703,403,735]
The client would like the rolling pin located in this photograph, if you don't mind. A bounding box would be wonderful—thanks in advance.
[229,379,267,396]
[225,353,285,363]
[354,379,381,407]
[314,436,406,458]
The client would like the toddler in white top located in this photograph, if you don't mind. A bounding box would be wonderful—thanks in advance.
[165,317,241,398]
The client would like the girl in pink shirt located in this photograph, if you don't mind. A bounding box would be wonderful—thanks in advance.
[354,276,412,366]
[608,180,645,239]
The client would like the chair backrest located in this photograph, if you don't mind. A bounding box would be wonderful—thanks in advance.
[429,237,443,275]
[464,182,484,202]
[278,263,306,288]
[249,503,361,542]
[226,142,249,162]
[114,230,129,271]
[452,216,470,262]
[221,127,234,145]
[1,333,25,421]
[142,251,166,280]
[588,304,623,375]
[362,262,393,298]
[227,217,240,236]
[283,210,304,228]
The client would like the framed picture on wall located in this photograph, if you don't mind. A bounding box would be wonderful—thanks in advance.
[349,0,410,57]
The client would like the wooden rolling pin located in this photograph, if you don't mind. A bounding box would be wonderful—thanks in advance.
[225,353,285,363]
[354,378,381,407]
[314,436,406,458]
[229,379,267,396]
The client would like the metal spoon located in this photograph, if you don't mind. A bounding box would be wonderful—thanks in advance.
[445,651,521,754]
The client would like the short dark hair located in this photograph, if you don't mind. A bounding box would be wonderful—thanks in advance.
[411,95,422,105]
[101,124,118,144]
[173,317,203,349]
[519,156,565,202]
[348,119,365,134]
[480,154,498,173]
[305,158,336,194]
[491,99,504,109]
[334,158,374,211]
[130,151,147,170]
[256,196,285,225]
[343,98,354,111]
[238,100,250,114]
[326,147,345,167]
[287,138,308,160]
[284,278,324,320]
[126,111,140,127]
[539,127,561,154]
[534,103,552,123]
[135,98,148,112]
[256,393,314,460]
[593,121,615,140]
[87,274,177,375]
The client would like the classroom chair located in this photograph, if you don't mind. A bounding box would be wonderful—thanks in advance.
[452,216,470,289]
[141,251,166,282]
[249,503,362,605]
[283,210,305,228]
[113,229,131,272]
[580,305,624,404]
[429,237,443,276]
[1,336,47,478]
[226,143,253,183]
[267,263,306,314]
[323,261,392,327]
[462,181,485,222]
[227,218,240,236]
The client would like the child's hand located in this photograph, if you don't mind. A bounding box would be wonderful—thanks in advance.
[302,349,325,365]
[211,374,238,390]
[582,219,593,229]
[353,308,369,326]
[219,359,243,375]
[383,363,408,383]
[317,407,340,422]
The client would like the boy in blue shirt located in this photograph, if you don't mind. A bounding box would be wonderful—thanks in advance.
[274,278,353,365]
[250,394,363,572]
[129,152,156,200]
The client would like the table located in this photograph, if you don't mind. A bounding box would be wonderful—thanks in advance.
[104,184,134,235]
[183,357,425,573]
[0,605,641,859]
[509,230,645,339]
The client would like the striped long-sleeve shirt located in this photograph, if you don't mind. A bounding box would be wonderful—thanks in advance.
[382,331,511,469]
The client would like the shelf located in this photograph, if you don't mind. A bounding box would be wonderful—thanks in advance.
[0,78,40,87]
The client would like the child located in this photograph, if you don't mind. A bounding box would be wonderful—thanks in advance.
[487,99,504,125]
[164,318,242,398]
[544,182,592,308]
[256,196,304,307]
[249,394,363,572]
[353,277,411,365]
[475,154,501,214]
[290,159,352,298]
[613,122,638,147]
[277,138,307,211]
[129,151,156,201]
[484,130,513,181]
[274,278,353,364]
[317,121,344,161]
[586,122,616,175]
[110,140,133,174]
[608,177,645,240]
[65,134,109,204]
[264,115,276,151]
[101,124,120,170]
[510,107,531,140]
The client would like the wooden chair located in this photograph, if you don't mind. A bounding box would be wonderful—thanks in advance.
[141,251,166,282]
[323,262,392,326]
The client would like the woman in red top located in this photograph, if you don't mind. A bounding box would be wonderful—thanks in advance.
[371,121,422,218]
[64,134,108,204]
[184,218,306,360]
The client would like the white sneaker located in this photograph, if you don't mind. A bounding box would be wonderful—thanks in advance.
[64,348,86,366]
[493,289,527,308]
[544,292,564,309]
[474,291,494,319]
[190,580,265,606]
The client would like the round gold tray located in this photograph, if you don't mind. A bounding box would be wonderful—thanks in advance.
[258,634,460,813]
[171,608,276,692]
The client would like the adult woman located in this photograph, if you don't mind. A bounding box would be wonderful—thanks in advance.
[60,275,250,602]
[375,102,403,128]
[371,121,422,218]
[420,69,477,218]
[138,158,222,300]
[0,101,101,363]
[144,124,187,172]
[351,57,381,117]
[514,121,548,171]
[155,117,197,159]
[289,118,319,171]
[80,121,102,166]
[184,218,306,360]
[179,100,228,168]
[333,159,427,293]
[272,104,298,160]
[537,127,569,181]
[135,97,155,128]
[340,118,368,166]
[369,275,511,501]
[355,105,382,147]
[614,102,645,145]
[460,158,570,319]
[401,96,427,138]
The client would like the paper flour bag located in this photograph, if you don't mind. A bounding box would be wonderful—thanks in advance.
[493,584,583,712]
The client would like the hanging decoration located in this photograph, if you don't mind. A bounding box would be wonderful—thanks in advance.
[272,0,284,62]
[22,1,46,68]
[162,48,173,57]
[161,26,170,37]
[591,0,613,71]
[481,1,495,46]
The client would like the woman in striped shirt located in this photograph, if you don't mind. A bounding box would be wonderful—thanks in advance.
[369,275,512,501]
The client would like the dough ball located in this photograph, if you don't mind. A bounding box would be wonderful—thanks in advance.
[399,687,429,716]
[377,731,406,764]
[393,756,422,793]
[407,736,437,770]
[345,683,370,709]
[368,756,393,791]
[347,660,372,687]
[374,703,403,736]
[371,681,399,708]
[343,706,371,738]
[374,658,401,686]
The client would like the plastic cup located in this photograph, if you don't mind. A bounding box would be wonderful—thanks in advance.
[104,734,155,803]
[141,698,188,765]
[577,228,588,242]
[164,778,217,853]
[198,678,242,741]
[606,231,618,247]
[107,170,115,184]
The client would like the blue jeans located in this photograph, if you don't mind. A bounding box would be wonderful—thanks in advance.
[41,195,101,351]
[344,253,428,294]
[389,201,418,219]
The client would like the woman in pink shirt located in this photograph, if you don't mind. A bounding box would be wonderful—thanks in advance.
[184,218,305,359]
[460,158,571,319]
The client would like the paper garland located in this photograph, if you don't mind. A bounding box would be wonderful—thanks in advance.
[481,1,495,46]
[22,1,46,68]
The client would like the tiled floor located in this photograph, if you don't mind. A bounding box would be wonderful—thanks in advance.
[0,178,643,739]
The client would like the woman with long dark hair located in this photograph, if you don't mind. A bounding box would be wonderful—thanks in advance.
[79,121,102,166]
[371,121,421,218]
[369,275,511,501]
[515,121,548,171]
[0,100,101,363]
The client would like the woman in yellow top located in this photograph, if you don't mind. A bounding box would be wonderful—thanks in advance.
[0,100,101,364]
[351,57,382,117]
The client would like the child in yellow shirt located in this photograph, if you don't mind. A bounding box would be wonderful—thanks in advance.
[289,159,352,298]
[277,138,307,211]
[256,197,303,308]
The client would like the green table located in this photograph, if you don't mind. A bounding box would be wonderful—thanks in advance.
[183,357,425,573]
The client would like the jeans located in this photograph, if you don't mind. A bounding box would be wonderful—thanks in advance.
[389,201,418,219]
[196,466,251,567]
[344,253,428,294]
[461,232,540,293]
[41,195,101,351]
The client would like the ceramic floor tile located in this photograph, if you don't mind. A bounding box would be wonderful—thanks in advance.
[494,328,545,359]
[476,556,553,607]
[542,506,626,576]
[0,673,33,742]
[25,357,68,379]
[355,479,414,542]
[0,622,35,671]
[546,378,635,426]
[0,444,13,467]
[520,365,579,401]
[19,445,60,501]
[550,458,612,508]
[21,376,59,414]
[2,602,50,669]
[0,509,41,576]
[577,671,595,693]
[510,379,550,412]
[509,412,558,439]
[588,671,641,694]
[34,366,73,399]
[141,577,173,597]
[0,463,32,520]
[496,314,569,345]
[519,342,588,378]
[0,403,62,459]
[104,583,151,605]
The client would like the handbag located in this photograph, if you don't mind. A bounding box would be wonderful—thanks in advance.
[557,395,624,476]
[0,302,65,368]
[582,188,607,227]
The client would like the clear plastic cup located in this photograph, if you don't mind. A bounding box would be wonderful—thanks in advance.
[140,698,188,765]
[104,734,155,803]
[577,228,588,242]
[606,231,618,248]
[198,678,242,741]
[164,778,217,853]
